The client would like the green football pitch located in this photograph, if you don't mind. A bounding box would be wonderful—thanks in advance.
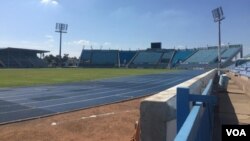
[0,68,175,88]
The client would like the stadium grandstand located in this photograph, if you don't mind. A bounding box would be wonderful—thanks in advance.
[170,49,197,67]
[0,47,48,68]
[119,51,137,67]
[128,49,175,68]
[178,44,243,69]
[231,60,250,77]
[78,49,120,67]
[128,42,173,68]
[158,50,175,68]
[129,51,163,68]
[78,44,243,69]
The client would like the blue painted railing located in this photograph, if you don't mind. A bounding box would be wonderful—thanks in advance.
[174,79,217,141]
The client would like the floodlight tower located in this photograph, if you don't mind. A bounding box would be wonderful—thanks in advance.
[212,7,225,75]
[55,23,68,67]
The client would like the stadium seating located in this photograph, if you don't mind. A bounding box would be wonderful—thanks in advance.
[160,51,174,63]
[221,47,241,60]
[79,50,92,64]
[157,51,175,68]
[79,50,119,67]
[133,52,162,64]
[91,50,118,65]
[0,48,47,68]
[0,60,4,67]
[78,44,242,69]
[184,48,219,64]
[171,49,196,66]
[119,51,137,66]
[232,61,250,77]
[129,51,163,68]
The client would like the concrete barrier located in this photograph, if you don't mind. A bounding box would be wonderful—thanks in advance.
[140,69,217,141]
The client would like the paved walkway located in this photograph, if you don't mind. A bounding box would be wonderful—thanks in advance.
[213,76,250,140]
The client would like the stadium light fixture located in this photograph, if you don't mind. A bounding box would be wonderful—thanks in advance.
[55,23,68,67]
[212,7,225,75]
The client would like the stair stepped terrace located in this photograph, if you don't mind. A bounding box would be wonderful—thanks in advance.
[171,49,197,66]
[157,51,175,68]
[91,51,118,65]
[0,48,48,68]
[129,51,163,68]
[160,51,174,64]
[221,47,241,61]
[119,51,137,66]
[79,50,92,65]
[184,48,220,64]
[79,50,119,67]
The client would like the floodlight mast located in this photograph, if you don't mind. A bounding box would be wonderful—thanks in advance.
[212,7,225,75]
[55,23,68,67]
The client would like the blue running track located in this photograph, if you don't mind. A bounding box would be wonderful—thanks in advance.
[0,70,204,124]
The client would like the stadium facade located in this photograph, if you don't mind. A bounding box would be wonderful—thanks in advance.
[0,44,243,69]
[0,47,48,68]
[79,44,243,69]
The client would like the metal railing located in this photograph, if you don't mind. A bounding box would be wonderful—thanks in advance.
[174,79,217,141]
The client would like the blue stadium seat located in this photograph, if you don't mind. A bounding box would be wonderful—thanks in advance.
[79,50,119,67]
[0,49,47,68]
[171,50,196,66]
[79,50,92,64]
[221,47,241,60]
[132,51,162,65]
[91,51,118,65]
[119,51,137,66]
[184,48,219,64]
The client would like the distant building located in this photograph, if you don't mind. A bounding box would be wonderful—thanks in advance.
[0,47,49,68]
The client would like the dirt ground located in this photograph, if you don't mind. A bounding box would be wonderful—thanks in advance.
[0,98,142,141]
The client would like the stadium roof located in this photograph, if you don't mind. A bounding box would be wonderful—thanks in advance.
[0,47,49,53]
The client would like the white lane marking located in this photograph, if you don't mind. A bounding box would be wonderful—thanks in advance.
[0,85,100,98]
[0,78,185,115]
[0,85,98,96]
[0,73,168,97]
[0,75,173,99]
[0,76,176,103]
[0,87,112,102]
[1,77,178,108]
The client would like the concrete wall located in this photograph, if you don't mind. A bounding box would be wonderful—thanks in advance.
[227,72,250,97]
[140,69,216,141]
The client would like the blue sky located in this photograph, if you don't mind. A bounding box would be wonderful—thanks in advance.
[0,0,249,57]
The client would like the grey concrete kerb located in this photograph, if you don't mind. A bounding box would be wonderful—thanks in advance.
[140,69,216,141]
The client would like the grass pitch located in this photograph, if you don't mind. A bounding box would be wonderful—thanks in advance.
[0,68,175,88]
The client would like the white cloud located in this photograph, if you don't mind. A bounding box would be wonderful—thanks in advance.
[40,0,59,5]
[70,39,92,47]
[103,42,111,46]
[45,35,54,42]
[67,40,113,50]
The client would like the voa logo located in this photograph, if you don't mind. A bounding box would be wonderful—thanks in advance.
[226,129,246,136]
